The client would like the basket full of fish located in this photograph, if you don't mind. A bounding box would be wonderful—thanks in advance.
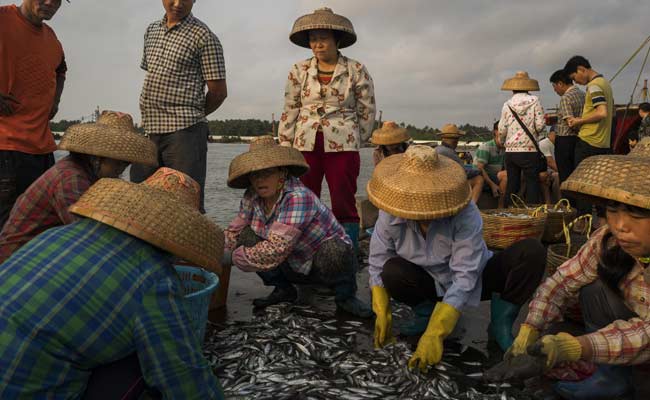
[480,208,547,250]
[203,303,527,400]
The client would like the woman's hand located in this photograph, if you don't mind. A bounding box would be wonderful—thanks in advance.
[371,286,394,348]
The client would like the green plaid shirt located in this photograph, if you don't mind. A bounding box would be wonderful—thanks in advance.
[0,218,223,399]
[474,139,504,176]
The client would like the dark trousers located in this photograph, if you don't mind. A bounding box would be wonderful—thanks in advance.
[0,150,54,229]
[574,138,610,216]
[83,354,157,400]
[130,122,209,213]
[555,135,578,184]
[300,132,360,223]
[380,238,546,307]
[238,227,358,302]
[505,152,542,207]
[579,280,637,333]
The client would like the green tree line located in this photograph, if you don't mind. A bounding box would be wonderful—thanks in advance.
[51,119,493,141]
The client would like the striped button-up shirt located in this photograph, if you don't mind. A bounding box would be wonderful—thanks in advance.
[557,85,585,137]
[525,227,650,365]
[0,219,223,399]
[224,177,349,274]
[0,156,95,263]
[139,13,226,135]
[368,203,492,311]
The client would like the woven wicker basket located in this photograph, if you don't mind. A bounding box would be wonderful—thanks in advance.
[481,209,547,250]
[547,238,588,276]
[510,196,576,243]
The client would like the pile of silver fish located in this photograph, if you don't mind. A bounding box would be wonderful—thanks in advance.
[490,212,535,219]
[203,303,524,400]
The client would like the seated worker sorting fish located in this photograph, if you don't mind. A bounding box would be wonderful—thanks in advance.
[367,145,546,369]
[222,136,372,318]
[506,137,650,400]
[0,168,225,399]
[0,111,157,263]
[434,123,485,205]
[371,121,410,166]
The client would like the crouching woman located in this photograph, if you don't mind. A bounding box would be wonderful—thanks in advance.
[508,145,650,400]
[223,136,372,318]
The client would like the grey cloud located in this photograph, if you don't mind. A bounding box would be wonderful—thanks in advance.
[12,0,650,127]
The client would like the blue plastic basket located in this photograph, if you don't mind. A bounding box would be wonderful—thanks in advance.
[174,265,220,343]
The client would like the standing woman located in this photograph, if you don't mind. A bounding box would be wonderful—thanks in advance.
[279,7,376,253]
[498,71,545,206]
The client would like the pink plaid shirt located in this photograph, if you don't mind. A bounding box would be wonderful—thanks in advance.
[224,177,349,274]
[0,157,94,263]
[525,227,650,365]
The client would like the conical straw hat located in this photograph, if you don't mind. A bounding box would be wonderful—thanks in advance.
[59,111,158,166]
[501,71,540,91]
[290,7,357,49]
[438,123,466,139]
[228,136,310,189]
[628,136,650,157]
[69,168,224,273]
[561,151,650,210]
[371,121,410,145]
[367,145,471,220]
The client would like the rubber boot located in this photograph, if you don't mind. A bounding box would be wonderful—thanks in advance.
[332,270,373,319]
[488,293,521,352]
[342,222,360,257]
[336,296,373,318]
[395,301,435,336]
[553,364,635,400]
[252,285,297,308]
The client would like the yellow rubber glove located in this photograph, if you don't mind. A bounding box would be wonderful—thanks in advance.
[505,323,539,360]
[408,302,460,370]
[371,286,393,348]
[532,333,582,370]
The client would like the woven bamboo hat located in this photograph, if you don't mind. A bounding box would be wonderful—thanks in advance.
[228,136,310,189]
[290,7,356,49]
[59,110,158,167]
[371,121,410,146]
[501,71,540,91]
[69,168,224,272]
[438,123,466,139]
[628,137,650,157]
[367,145,471,220]
[561,150,650,210]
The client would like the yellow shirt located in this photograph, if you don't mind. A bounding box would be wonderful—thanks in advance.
[578,76,614,148]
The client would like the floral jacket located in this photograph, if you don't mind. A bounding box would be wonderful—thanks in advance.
[278,55,376,152]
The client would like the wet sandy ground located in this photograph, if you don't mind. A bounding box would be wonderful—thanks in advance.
[208,238,650,399]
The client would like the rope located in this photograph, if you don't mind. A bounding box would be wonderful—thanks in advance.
[613,36,650,143]
[560,215,592,258]
[611,35,650,83]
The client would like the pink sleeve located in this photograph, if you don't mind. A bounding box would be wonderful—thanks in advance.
[232,222,301,273]
[224,215,248,251]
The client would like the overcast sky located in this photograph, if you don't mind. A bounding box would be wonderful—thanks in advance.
[5,0,650,128]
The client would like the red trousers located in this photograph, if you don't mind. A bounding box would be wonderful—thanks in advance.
[300,132,360,223]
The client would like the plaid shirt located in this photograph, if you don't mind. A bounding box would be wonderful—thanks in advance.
[557,85,586,137]
[525,227,650,365]
[139,13,226,135]
[225,177,350,274]
[0,156,94,263]
[0,219,223,399]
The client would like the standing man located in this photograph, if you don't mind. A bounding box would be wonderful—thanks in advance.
[0,0,68,228]
[564,55,613,220]
[133,0,227,213]
[549,68,585,184]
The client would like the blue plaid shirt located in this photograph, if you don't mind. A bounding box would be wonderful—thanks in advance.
[0,218,223,399]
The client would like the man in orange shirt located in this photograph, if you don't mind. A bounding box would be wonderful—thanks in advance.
[0,0,68,228]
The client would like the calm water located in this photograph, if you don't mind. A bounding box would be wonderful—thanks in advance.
[56,144,377,228]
